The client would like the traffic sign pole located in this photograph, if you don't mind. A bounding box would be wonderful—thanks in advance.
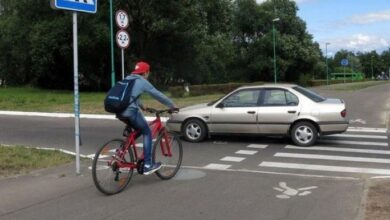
[110,0,115,86]
[115,10,130,80]
[51,0,97,175]
[121,49,125,80]
[72,12,81,175]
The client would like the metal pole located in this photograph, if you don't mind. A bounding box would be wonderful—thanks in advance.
[72,12,80,175]
[343,66,346,84]
[371,56,374,80]
[273,23,277,84]
[110,0,115,86]
[325,43,329,85]
[121,49,125,80]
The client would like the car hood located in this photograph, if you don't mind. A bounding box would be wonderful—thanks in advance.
[181,103,209,112]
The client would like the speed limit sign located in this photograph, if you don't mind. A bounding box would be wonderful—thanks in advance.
[116,30,130,49]
[115,10,129,29]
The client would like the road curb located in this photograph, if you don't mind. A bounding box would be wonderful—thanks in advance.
[0,110,168,122]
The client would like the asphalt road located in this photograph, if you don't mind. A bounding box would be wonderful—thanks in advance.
[0,83,389,220]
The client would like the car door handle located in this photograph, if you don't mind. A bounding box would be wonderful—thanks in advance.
[247,111,256,114]
[288,110,296,114]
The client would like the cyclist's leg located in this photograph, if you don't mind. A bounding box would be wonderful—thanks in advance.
[127,110,156,170]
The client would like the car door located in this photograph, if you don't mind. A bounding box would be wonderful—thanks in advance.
[209,89,261,134]
[258,88,300,134]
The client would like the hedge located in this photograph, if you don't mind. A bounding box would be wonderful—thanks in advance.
[169,82,264,97]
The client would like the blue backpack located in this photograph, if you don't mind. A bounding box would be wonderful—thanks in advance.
[104,79,138,113]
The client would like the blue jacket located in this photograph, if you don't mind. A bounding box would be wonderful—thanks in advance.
[120,74,175,116]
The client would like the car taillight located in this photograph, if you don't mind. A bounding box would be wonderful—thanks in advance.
[341,109,346,118]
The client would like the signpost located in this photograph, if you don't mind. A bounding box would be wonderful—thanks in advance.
[51,0,97,174]
[341,59,348,84]
[115,10,130,80]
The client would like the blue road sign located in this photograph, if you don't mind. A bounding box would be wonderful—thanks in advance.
[341,59,349,66]
[52,0,97,14]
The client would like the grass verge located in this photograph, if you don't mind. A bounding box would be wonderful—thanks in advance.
[0,145,74,177]
[323,80,390,91]
[0,87,223,114]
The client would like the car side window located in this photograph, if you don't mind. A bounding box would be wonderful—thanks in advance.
[262,89,299,106]
[222,90,260,107]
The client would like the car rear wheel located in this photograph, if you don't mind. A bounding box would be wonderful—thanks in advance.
[291,121,318,146]
[182,119,207,142]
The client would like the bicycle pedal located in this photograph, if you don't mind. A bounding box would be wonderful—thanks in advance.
[136,159,145,175]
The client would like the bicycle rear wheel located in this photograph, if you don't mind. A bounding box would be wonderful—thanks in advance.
[153,131,183,180]
[92,139,134,195]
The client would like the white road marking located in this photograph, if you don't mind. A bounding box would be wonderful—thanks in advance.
[319,139,388,147]
[347,127,387,133]
[275,152,390,164]
[0,111,164,121]
[236,150,258,155]
[220,156,246,162]
[259,162,390,175]
[182,165,359,180]
[326,134,388,140]
[273,182,318,199]
[247,144,268,149]
[285,145,390,155]
[203,163,231,170]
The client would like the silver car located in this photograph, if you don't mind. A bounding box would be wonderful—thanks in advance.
[167,84,348,146]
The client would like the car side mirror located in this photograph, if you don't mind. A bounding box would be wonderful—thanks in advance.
[216,102,224,108]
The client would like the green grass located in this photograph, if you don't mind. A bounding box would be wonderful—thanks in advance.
[0,81,388,113]
[0,145,74,177]
[0,86,223,114]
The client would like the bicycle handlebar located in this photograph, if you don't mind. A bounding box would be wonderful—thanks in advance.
[145,107,180,116]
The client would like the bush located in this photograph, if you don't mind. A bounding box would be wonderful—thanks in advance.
[169,82,264,97]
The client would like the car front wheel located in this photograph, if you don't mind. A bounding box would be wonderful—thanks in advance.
[182,119,207,142]
[291,121,318,146]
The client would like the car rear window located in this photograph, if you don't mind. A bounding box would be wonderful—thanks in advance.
[293,86,326,102]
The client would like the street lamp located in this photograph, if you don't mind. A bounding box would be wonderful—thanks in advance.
[325,42,330,85]
[272,17,280,84]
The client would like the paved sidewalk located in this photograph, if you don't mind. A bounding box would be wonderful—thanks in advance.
[0,161,389,220]
[0,162,93,218]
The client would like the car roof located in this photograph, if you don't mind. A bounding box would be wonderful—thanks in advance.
[238,83,298,90]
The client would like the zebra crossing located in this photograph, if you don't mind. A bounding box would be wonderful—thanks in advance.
[203,127,390,177]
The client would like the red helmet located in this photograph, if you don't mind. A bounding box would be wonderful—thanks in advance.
[132,61,150,74]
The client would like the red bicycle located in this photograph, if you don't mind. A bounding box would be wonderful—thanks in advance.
[92,108,183,195]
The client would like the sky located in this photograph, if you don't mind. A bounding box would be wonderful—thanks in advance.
[258,0,390,57]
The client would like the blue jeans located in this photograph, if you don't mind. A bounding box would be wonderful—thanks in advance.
[123,109,153,166]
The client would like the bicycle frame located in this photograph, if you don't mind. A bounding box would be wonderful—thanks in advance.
[113,113,172,170]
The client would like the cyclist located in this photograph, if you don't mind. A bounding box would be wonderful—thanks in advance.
[118,61,178,175]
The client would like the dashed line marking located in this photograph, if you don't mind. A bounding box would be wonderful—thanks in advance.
[259,162,390,175]
[347,127,387,133]
[275,152,390,164]
[236,150,258,155]
[326,134,388,139]
[285,145,390,155]
[319,139,388,147]
[220,156,246,162]
[204,163,231,170]
[247,144,268,149]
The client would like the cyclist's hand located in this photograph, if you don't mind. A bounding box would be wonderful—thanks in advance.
[145,107,157,113]
[169,107,180,114]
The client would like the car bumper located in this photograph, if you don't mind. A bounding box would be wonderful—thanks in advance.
[319,122,349,135]
[166,120,181,132]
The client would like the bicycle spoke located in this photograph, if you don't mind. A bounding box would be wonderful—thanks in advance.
[92,139,134,195]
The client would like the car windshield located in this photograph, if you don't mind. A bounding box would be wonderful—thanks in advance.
[207,95,225,106]
[293,86,326,102]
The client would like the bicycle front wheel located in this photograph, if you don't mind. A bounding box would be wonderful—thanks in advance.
[92,139,134,195]
[153,131,183,180]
